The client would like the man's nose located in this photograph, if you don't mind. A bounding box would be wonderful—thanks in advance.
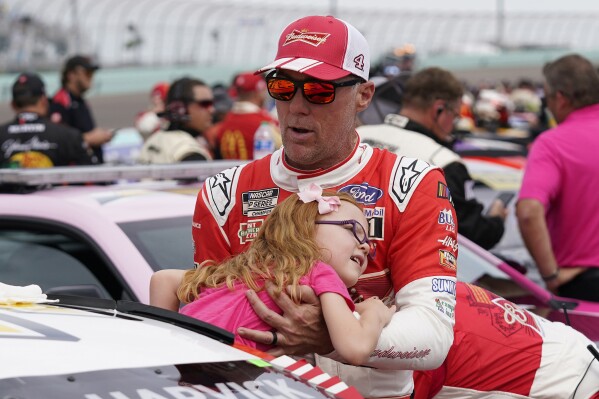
[287,90,310,114]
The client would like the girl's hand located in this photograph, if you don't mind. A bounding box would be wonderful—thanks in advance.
[355,296,396,326]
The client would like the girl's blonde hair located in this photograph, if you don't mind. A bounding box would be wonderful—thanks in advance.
[177,191,360,303]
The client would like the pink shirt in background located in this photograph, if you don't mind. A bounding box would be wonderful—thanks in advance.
[180,261,354,352]
[518,103,599,268]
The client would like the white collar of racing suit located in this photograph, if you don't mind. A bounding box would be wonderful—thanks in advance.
[270,133,374,192]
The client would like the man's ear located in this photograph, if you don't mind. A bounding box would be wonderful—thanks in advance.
[355,81,375,113]
[432,99,445,119]
[555,90,569,106]
[554,90,575,116]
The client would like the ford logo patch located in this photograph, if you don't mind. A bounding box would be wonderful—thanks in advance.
[339,184,384,205]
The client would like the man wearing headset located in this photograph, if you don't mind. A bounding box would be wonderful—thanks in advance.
[138,77,214,163]
[358,67,507,250]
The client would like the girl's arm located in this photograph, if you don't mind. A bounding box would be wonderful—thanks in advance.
[321,293,395,365]
[149,269,186,311]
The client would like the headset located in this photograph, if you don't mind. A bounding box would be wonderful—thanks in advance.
[163,77,192,123]
[436,105,444,118]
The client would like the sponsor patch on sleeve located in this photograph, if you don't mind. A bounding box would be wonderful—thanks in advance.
[431,277,456,295]
[436,181,454,206]
[437,208,456,233]
[439,249,457,271]
[435,298,455,319]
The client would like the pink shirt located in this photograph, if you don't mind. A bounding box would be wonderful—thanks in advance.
[179,261,354,352]
[518,103,599,268]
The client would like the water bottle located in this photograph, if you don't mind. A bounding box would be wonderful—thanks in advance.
[253,121,275,160]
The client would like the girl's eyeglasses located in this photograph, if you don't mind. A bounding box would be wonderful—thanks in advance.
[315,219,376,258]
[265,72,362,105]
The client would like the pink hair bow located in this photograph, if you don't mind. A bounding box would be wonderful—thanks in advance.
[298,183,341,214]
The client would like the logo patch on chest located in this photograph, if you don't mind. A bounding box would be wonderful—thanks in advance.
[242,188,280,217]
[238,219,264,244]
[338,183,384,205]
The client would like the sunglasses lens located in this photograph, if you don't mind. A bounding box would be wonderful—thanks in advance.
[268,78,296,101]
[304,82,335,104]
[198,100,214,108]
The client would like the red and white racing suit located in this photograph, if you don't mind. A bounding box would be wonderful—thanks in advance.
[192,138,458,398]
[413,282,599,399]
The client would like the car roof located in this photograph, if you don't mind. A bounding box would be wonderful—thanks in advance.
[0,300,247,379]
[24,186,198,224]
[0,297,364,399]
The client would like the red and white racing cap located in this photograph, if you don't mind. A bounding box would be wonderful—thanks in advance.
[255,15,370,81]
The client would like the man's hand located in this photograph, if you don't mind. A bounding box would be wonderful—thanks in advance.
[83,127,114,147]
[545,267,586,293]
[487,199,508,220]
[237,282,333,357]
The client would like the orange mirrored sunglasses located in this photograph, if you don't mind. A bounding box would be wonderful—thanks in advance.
[265,72,362,104]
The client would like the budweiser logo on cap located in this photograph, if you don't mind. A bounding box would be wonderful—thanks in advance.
[283,29,330,47]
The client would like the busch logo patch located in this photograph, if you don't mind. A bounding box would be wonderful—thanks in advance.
[238,219,264,244]
[242,188,280,217]
[339,183,383,205]
[438,209,455,232]
[431,278,456,295]
[439,249,457,271]
[283,29,330,47]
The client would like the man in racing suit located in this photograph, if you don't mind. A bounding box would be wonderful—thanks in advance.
[413,282,599,398]
[190,16,458,398]
[358,67,507,250]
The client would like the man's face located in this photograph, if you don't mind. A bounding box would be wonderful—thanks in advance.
[186,85,215,133]
[543,82,562,123]
[432,99,461,142]
[274,70,374,171]
[72,67,94,94]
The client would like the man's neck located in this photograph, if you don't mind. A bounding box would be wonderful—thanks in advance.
[399,108,434,132]
[15,105,44,118]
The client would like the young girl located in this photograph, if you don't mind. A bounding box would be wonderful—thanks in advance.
[152,184,395,366]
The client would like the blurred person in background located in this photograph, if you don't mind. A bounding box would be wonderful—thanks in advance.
[1,73,91,168]
[213,71,280,160]
[138,77,214,163]
[517,54,599,302]
[358,67,507,250]
[50,55,114,164]
[203,82,234,155]
[134,81,169,140]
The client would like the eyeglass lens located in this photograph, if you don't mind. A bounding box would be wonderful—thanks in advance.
[267,78,337,104]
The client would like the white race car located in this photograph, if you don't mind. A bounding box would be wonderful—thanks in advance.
[0,289,362,399]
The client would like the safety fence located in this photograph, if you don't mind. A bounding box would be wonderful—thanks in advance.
[2,0,599,72]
